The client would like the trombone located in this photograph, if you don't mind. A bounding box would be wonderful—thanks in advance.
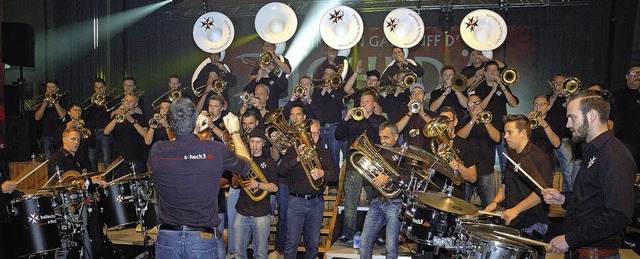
[105,90,144,112]
[450,74,470,92]
[500,67,519,86]
[241,51,281,76]
[152,87,184,110]
[83,89,115,110]
[194,78,226,98]
[35,90,68,107]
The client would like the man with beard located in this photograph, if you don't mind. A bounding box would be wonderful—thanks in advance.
[543,90,635,258]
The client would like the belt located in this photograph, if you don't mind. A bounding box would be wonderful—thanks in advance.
[569,247,619,259]
[323,122,339,127]
[290,193,322,200]
[159,224,220,237]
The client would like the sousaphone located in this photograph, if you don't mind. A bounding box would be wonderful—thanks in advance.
[460,9,507,51]
[255,2,298,44]
[319,6,364,50]
[383,8,425,48]
[193,12,235,53]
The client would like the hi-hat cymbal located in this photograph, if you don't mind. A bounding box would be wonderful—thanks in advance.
[407,145,464,186]
[415,191,478,215]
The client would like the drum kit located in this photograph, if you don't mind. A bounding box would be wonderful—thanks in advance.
[384,144,542,258]
[7,161,155,258]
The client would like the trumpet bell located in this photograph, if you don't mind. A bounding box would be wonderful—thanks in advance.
[193,12,235,53]
[293,85,305,98]
[255,2,298,44]
[478,110,493,124]
[402,73,417,88]
[409,100,422,114]
[212,79,227,95]
[501,68,519,86]
[319,6,364,50]
[460,9,507,51]
[352,108,365,121]
[383,8,425,49]
[169,91,183,102]
[451,74,469,92]
[563,77,581,96]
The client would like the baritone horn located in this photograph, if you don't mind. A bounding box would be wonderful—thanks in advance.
[221,131,269,202]
[264,108,294,155]
[292,120,326,190]
[349,133,403,198]
[422,116,464,185]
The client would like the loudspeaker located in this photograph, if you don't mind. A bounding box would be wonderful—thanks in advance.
[1,22,35,67]
[3,85,23,117]
[5,116,31,161]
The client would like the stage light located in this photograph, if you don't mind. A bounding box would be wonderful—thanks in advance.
[439,6,453,34]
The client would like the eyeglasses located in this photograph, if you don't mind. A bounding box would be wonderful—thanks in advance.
[467,100,481,107]
[533,102,549,107]
[310,131,320,136]
[629,71,640,76]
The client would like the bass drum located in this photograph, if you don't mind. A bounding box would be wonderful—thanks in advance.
[98,181,137,228]
[401,201,458,245]
[458,223,536,259]
[10,195,61,256]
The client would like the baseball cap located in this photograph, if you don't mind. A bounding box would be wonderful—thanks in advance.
[410,83,425,92]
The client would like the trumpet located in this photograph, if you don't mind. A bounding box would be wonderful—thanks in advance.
[352,108,365,121]
[240,91,252,106]
[562,77,581,96]
[71,119,91,139]
[409,100,422,114]
[477,110,492,124]
[115,114,126,123]
[500,67,519,86]
[293,85,306,99]
[529,112,541,129]
[149,115,165,129]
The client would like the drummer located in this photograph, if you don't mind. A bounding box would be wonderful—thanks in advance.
[1,153,23,259]
[48,128,86,179]
[483,115,553,241]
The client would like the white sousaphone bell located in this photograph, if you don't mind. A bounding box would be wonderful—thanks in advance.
[383,8,425,49]
[255,2,298,44]
[193,12,235,53]
[319,6,364,50]
[459,9,507,51]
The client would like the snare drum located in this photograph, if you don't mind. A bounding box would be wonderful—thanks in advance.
[10,195,61,256]
[98,181,137,228]
[459,223,537,259]
[401,201,458,245]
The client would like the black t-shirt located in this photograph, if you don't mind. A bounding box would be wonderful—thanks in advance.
[84,96,114,130]
[149,126,171,147]
[404,115,430,150]
[236,154,278,217]
[48,148,84,178]
[472,82,519,132]
[546,95,571,139]
[430,136,479,199]
[429,89,468,123]
[530,123,558,165]
[461,64,483,79]
[503,142,553,229]
[312,56,355,84]
[110,113,148,161]
[459,118,499,176]
[613,87,640,146]
[39,102,66,137]
[312,88,346,124]
[379,91,410,125]
[335,114,387,150]
[244,73,289,113]
[193,61,238,102]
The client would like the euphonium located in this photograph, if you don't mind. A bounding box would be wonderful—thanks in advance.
[450,74,469,92]
[409,100,422,114]
[352,108,365,121]
[422,116,463,186]
[221,131,269,202]
[500,67,519,86]
[477,110,492,124]
[264,108,294,155]
[292,120,326,190]
[293,85,306,99]
[562,77,581,96]
[349,133,403,198]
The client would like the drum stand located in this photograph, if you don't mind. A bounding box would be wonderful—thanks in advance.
[131,176,154,259]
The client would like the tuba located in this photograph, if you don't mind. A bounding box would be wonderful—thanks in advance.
[423,116,464,185]
[292,120,326,190]
[264,108,294,155]
[383,8,424,49]
[221,131,269,202]
[349,133,403,198]
[319,6,363,50]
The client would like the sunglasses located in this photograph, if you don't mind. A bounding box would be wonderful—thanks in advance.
[467,100,481,107]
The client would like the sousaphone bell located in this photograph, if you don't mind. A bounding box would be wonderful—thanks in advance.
[255,2,298,44]
[319,6,364,50]
[460,9,507,51]
[383,8,425,49]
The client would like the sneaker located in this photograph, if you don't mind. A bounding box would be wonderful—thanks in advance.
[268,250,283,259]
[375,237,385,246]
[148,226,158,234]
[337,235,353,243]
[226,253,235,259]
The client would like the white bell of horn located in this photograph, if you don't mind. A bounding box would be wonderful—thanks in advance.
[193,12,235,53]
[319,5,364,50]
[255,2,298,44]
[460,9,507,51]
[383,8,425,49]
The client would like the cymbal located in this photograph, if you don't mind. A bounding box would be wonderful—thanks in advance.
[415,191,478,215]
[406,145,463,185]
[65,172,102,182]
[376,144,428,164]
[119,172,152,182]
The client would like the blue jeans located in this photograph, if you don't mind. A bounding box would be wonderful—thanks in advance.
[521,222,548,237]
[320,123,343,169]
[564,252,620,259]
[234,214,271,259]
[555,138,580,192]
[88,129,113,172]
[156,229,222,259]
[285,195,324,259]
[217,213,226,259]
[42,136,54,159]
[226,188,240,254]
[342,168,363,239]
[275,183,290,253]
[359,198,402,259]
[496,133,507,180]
[465,173,497,208]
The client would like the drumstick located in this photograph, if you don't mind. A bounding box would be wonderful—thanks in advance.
[100,156,124,178]
[502,152,544,192]
[477,210,502,217]
[110,173,132,184]
[15,159,50,185]
[493,230,549,247]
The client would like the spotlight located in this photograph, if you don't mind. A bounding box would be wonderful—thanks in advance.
[439,6,453,34]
